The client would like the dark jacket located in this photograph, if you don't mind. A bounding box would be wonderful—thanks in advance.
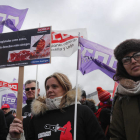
[27,89,106,140]
[0,109,8,140]
[82,99,97,113]
[29,104,106,140]
[110,95,140,140]
[22,99,33,140]
[95,102,112,140]
[5,111,15,133]
[99,108,111,140]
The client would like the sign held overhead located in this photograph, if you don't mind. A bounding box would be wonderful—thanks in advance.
[0,26,51,68]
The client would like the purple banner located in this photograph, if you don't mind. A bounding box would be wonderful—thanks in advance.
[1,93,17,109]
[0,5,28,32]
[0,80,27,109]
[23,84,27,104]
[78,37,117,79]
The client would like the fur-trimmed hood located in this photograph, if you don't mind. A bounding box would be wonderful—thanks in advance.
[31,88,81,116]
[86,98,96,104]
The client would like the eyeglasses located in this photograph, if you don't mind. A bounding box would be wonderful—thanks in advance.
[122,52,140,65]
[25,87,36,91]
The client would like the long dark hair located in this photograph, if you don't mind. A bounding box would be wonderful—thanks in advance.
[113,61,131,81]
[113,60,140,82]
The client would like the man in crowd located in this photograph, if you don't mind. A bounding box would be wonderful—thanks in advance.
[22,80,40,140]
[0,109,7,140]
[80,90,96,113]
[1,104,15,133]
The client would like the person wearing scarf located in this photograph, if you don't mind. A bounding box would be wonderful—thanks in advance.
[8,72,106,140]
[110,39,140,140]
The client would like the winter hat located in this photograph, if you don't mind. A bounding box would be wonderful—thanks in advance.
[97,87,111,102]
[1,104,10,109]
[114,39,140,61]
[81,90,86,98]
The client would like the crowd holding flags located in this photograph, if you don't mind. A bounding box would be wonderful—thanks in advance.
[0,5,120,140]
[0,5,119,108]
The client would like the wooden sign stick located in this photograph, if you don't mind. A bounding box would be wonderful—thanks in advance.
[15,66,24,138]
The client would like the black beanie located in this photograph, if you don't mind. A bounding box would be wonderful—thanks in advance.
[81,90,86,98]
[114,39,140,61]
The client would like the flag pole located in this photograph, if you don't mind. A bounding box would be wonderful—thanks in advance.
[35,65,38,98]
[74,33,80,140]
[35,23,40,98]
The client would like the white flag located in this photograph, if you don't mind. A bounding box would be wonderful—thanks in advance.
[51,28,87,57]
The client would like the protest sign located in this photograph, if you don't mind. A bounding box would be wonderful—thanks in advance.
[0,79,26,110]
[51,28,87,57]
[0,26,51,68]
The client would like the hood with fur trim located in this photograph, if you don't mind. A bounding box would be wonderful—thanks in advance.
[31,88,81,116]
[86,98,96,104]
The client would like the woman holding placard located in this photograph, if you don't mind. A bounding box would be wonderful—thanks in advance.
[8,72,106,140]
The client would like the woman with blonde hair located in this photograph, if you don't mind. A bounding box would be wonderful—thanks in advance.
[8,72,106,140]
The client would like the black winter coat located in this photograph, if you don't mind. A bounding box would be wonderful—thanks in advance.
[82,100,97,113]
[5,111,15,133]
[22,99,33,140]
[0,109,8,140]
[28,104,106,140]
[26,88,107,140]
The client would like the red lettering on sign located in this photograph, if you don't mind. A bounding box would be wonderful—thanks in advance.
[0,81,18,91]
[51,31,78,43]
[38,27,50,32]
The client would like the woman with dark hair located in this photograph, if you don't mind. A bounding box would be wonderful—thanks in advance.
[110,39,140,140]
[8,72,106,140]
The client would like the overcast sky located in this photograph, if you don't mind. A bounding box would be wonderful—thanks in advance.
[1,0,140,104]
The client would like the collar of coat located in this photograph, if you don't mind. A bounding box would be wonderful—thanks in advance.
[31,87,81,116]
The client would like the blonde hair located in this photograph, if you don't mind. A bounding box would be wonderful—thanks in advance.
[44,72,72,110]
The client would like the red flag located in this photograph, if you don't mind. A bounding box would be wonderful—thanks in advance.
[112,82,118,97]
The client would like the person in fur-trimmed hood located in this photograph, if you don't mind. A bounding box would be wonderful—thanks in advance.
[8,72,106,140]
[110,39,140,140]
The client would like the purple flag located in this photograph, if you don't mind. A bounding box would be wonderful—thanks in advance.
[78,37,117,79]
[0,80,27,109]
[1,93,17,109]
[23,84,27,104]
[13,78,16,81]
[0,5,28,32]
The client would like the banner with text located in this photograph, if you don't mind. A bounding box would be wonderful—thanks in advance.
[0,80,26,109]
[51,28,87,57]
[0,26,51,68]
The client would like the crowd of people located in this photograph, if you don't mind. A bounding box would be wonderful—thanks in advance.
[0,38,140,140]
